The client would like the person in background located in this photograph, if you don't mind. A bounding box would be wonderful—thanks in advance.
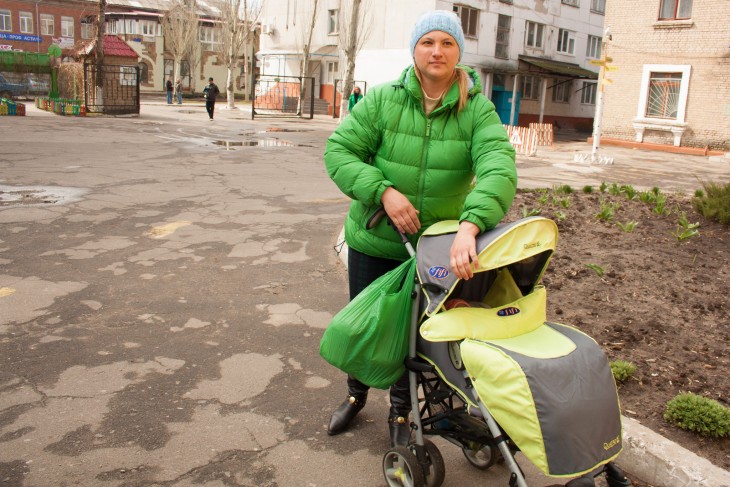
[323,10,517,447]
[166,79,173,105]
[175,79,183,105]
[348,86,363,112]
[203,77,220,121]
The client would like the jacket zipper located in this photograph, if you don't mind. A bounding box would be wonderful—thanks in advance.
[416,118,432,214]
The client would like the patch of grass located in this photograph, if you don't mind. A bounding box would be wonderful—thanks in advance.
[608,182,622,196]
[621,184,637,201]
[553,210,566,222]
[610,360,636,383]
[673,211,700,241]
[554,196,571,208]
[693,181,730,225]
[553,184,574,195]
[599,181,608,193]
[522,206,542,218]
[653,194,669,215]
[585,263,605,277]
[664,393,730,438]
[583,185,594,194]
[596,198,618,222]
[617,220,638,232]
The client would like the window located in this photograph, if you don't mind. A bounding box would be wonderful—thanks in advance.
[495,15,511,59]
[581,81,597,105]
[591,0,606,13]
[81,21,94,39]
[20,12,33,34]
[328,9,338,34]
[61,16,74,37]
[586,35,602,59]
[120,66,136,86]
[521,75,539,100]
[326,61,338,84]
[453,5,479,38]
[659,0,692,20]
[0,10,11,32]
[562,0,579,6]
[552,80,571,103]
[40,14,54,36]
[557,28,575,55]
[105,20,117,34]
[140,20,158,36]
[525,21,545,49]
[199,26,219,51]
[645,72,682,118]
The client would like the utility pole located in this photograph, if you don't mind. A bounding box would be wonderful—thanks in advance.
[95,0,107,108]
[589,27,614,163]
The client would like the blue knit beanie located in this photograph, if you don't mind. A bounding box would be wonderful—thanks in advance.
[409,10,465,62]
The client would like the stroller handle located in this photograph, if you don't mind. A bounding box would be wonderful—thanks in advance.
[366,206,416,258]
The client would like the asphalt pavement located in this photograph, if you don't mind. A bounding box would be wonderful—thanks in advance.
[0,100,728,487]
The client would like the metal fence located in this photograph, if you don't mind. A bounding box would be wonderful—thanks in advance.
[84,63,140,115]
[252,75,314,119]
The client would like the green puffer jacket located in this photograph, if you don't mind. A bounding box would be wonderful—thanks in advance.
[324,65,517,261]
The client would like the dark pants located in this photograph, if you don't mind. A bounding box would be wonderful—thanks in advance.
[346,247,411,417]
[206,100,215,119]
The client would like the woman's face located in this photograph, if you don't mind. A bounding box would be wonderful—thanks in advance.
[413,30,459,84]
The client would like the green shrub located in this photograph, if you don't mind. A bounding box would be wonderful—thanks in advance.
[692,181,730,225]
[599,181,608,193]
[610,360,636,383]
[583,185,594,194]
[664,393,730,438]
[621,184,637,200]
[694,189,704,198]
[554,184,574,195]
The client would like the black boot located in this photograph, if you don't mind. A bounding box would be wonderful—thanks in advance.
[388,372,412,447]
[388,413,411,447]
[328,377,369,436]
[327,394,367,435]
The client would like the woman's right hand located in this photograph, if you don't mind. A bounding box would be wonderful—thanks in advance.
[381,187,420,234]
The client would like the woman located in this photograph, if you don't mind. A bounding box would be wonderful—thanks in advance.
[348,86,363,112]
[175,79,183,105]
[323,10,517,447]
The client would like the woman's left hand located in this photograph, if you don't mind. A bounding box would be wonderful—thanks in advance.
[450,221,480,280]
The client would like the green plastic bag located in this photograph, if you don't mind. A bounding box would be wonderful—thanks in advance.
[320,257,416,389]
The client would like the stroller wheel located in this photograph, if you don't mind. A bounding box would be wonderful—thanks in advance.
[462,443,499,470]
[383,446,425,487]
[412,440,445,487]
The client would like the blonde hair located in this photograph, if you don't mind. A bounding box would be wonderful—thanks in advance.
[414,65,470,113]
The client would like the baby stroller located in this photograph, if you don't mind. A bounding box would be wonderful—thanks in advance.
[381,216,632,487]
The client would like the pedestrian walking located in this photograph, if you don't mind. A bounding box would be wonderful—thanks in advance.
[166,79,173,105]
[203,77,220,121]
[323,10,517,447]
[348,86,363,112]
[175,79,183,105]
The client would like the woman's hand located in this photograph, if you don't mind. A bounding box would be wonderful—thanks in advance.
[450,221,480,280]
[381,187,421,234]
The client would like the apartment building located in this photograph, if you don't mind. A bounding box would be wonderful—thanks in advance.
[600,0,729,150]
[259,0,606,127]
[0,0,99,53]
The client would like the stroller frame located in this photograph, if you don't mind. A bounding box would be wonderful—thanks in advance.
[381,217,632,487]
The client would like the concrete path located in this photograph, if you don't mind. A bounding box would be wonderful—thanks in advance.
[0,101,727,487]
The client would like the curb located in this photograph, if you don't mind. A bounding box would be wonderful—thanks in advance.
[334,228,730,487]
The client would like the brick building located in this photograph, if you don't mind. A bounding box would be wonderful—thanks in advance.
[0,0,98,54]
[600,0,730,150]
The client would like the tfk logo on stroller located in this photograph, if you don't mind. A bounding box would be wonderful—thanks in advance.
[428,266,449,279]
[497,306,521,316]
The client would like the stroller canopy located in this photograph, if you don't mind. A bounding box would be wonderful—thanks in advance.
[416,217,558,316]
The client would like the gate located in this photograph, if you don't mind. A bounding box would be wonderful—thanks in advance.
[332,79,367,118]
[252,75,314,119]
[83,63,140,115]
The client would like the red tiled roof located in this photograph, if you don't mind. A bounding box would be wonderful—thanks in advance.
[102,35,139,58]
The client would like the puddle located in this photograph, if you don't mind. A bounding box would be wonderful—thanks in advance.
[264,127,312,133]
[0,185,88,208]
[212,138,298,149]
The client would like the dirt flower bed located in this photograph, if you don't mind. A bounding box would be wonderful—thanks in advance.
[503,187,730,471]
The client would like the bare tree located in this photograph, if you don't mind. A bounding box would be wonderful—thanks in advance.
[298,0,319,116]
[161,0,199,88]
[214,0,261,109]
[338,0,372,118]
[94,0,106,106]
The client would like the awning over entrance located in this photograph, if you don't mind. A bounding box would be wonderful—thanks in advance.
[518,55,597,79]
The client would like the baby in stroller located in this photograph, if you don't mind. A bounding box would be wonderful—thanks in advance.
[381,216,632,487]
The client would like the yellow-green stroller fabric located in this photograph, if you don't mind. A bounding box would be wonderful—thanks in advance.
[460,322,623,477]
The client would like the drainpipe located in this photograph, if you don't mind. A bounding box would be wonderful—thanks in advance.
[35,1,40,53]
